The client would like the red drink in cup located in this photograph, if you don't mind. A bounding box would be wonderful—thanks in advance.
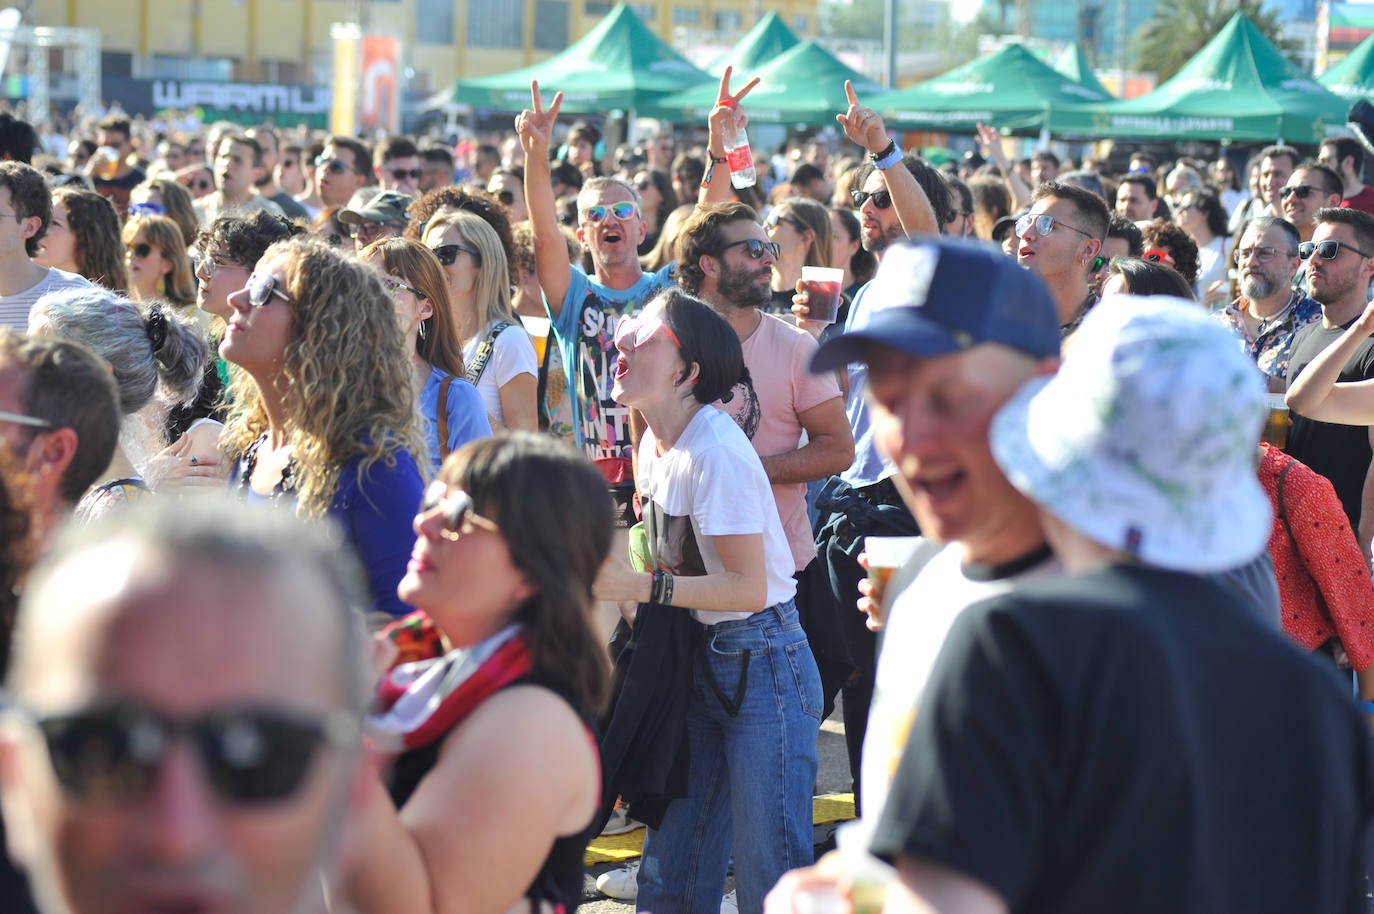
[801,266,845,324]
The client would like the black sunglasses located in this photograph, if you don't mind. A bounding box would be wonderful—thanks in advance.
[851,189,893,210]
[389,168,423,181]
[314,156,354,175]
[494,190,516,206]
[126,242,154,259]
[1298,239,1373,261]
[716,238,780,260]
[429,243,480,266]
[32,701,355,805]
[1279,184,1326,201]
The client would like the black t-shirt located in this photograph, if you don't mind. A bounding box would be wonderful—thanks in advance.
[1285,319,1374,529]
[871,564,1374,914]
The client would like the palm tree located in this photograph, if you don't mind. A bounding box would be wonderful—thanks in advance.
[1135,0,1289,82]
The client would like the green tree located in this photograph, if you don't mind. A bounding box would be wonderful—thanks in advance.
[1134,0,1290,81]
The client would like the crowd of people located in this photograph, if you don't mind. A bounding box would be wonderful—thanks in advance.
[0,69,1371,914]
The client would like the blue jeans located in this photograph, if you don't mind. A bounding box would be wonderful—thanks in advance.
[637,600,823,914]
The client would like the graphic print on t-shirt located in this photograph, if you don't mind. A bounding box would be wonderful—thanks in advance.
[577,299,634,462]
[650,502,707,577]
[718,377,762,441]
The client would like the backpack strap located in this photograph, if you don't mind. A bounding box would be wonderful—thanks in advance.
[437,374,455,461]
[1276,457,1297,548]
[465,321,514,386]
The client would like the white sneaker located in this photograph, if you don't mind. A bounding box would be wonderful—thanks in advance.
[600,806,644,836]
[595,861,640,901]
[720,889,738,914]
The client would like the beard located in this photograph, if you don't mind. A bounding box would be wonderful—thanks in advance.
[717,261,773,310]
[1239,270,1279,301]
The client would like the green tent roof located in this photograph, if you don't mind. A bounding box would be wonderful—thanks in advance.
[1053,43,1114,99]
[646,39,884,127]
[1320,31,1374,101]
[868,43,1107,133]
[1049,12,1349,142]
[707,12,800,77]
[450,4,712,112]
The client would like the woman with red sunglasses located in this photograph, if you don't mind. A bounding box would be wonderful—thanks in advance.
[595,288,822,914]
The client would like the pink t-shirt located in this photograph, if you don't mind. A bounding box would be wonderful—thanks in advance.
[714,313,843,571]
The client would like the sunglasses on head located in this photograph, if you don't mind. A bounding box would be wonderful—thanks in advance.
[31,700,356,805]
[381,275,422,298]
[419,480,500,541]
[428,243,479,266]
[246,272,291,308]
[851,189,893,210]
[614,314,681,351]
[314,156,354,175]
[717,238,781,261]
[126,242,154,259]
[1143,248,1176,267]
[1298,239,1373,261]
[582,201,639,223]
[764,213,807,233]
[128,202,166,217]
[389,168,423,181]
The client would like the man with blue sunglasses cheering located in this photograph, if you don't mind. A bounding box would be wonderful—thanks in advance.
[1284,206,1374,557]
[0,498,371,914]
[516,81,677,537]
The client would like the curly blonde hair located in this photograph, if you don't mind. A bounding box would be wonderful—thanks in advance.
[221,236,425,519]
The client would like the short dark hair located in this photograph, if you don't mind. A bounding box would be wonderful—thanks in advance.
[1260,144,1300,171]
[96,116,131,141]
[1294,160,1344,200]
[1245,215,1301,256]
[1107,257,1195,299]
[475,144,500,167]
[377,135,419,165]
[324,134,373,177]
[1057,169,1106,201]
[658,288,750,405]
[851,154,955,227]
[0,113,37,164]
[1118,172,1158,200]
[671,151,705,192]
[1034,180,1110,241]
[1314,206,1374,254]
[790,162,826,188]
[0,162,51,256]
[943,175,973,214]
[1106,213,1145,256]
[1032,150,1061,168]
[677,201,759,295]
[1321,136,1365,174]
[198,208,307,270]
[0,330,120,504]
[550,160,584,192]
[419,145,454,169]
[220,133,263,167]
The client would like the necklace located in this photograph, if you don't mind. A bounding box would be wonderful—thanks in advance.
[1247,289,1298,327]
[234,432,297,504]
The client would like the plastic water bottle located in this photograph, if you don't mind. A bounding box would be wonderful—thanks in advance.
[722,104,757,189]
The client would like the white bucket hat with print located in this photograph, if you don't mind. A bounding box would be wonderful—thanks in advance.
[990,295,1271,573]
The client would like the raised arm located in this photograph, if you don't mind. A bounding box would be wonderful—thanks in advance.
[976,122,1029,210]
[516,81,573,317]
[837,80,937,238]
[700,66,761,206]
[1286,303,1374,425]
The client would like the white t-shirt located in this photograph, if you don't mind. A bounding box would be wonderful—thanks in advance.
[861,543,1060,821]
[462,319,538,431]
[638,405,797,624]
[1195,234,1229,303]
[0,267,90,331]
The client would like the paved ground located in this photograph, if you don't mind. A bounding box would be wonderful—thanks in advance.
[579,706,851,911]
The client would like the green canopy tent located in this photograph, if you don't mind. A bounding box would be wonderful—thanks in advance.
[867,43,1108,134]
[707,11,800,77]
[448,4,712,113]
[645,39,884,127]
[1049,12,1349,142]
[1320,31,1374,101]
[1052,43,1114,99]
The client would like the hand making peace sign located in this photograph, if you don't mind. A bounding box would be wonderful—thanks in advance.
[707,66,761,139]
[515,80,563,158]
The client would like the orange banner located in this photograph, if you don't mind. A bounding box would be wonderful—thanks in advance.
[359,33,401,134]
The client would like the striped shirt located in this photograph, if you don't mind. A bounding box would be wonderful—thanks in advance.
[0,268,92,331]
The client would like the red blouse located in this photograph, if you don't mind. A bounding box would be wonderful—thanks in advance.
[1260,442,1374,671]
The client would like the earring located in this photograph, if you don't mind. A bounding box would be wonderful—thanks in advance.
[419,319,428,340]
